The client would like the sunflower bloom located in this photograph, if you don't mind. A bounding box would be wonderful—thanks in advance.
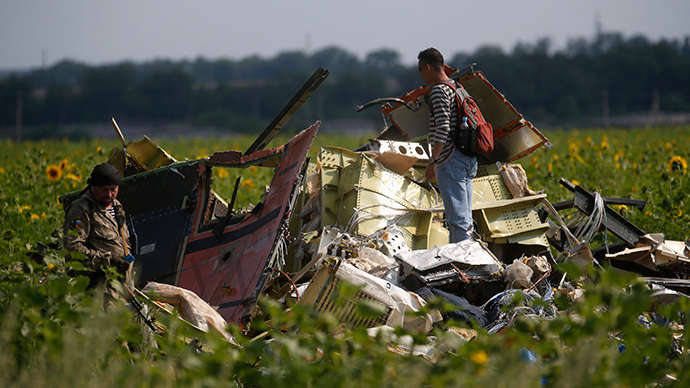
[669,209,683,218]
[65,172,81,182]
[196,148,209,160]
[242,179,255,189]
[216,168,229,179]
[59,158,69,171]
[20,205,31,213]
[470,350,488,365]
[46,165,62,181]
[0,167,5,174]
[30,213,40,221]
[667,156,688,175]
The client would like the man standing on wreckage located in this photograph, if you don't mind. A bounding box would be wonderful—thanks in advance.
[418,47,478,243]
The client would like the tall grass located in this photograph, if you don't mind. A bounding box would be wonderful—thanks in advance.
[1,126,689,386]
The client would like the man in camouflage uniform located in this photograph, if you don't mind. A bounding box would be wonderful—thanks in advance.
[63,163,132,303]
[63,165,158,352]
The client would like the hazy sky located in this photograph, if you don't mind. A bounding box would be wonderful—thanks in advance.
[1,0,688,70]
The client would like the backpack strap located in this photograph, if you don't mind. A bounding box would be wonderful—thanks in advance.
[435,80,462,117]
[435,80,458,96]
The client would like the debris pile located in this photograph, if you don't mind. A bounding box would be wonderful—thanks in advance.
[285,146,560,338]
[59,66,690,359]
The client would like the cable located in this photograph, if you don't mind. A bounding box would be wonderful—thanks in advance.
[271,267,300,302]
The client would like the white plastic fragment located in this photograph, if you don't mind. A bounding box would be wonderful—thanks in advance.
[143,281,235,343]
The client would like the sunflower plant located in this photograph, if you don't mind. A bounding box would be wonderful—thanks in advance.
[2,128,690,387]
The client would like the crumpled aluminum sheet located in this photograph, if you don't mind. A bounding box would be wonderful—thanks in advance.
[394,239,503,281]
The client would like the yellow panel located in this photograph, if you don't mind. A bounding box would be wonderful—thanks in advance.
[319,146,360,169]
[473,197,549,239]
[107,136,176,174]
[472,174,513,205]
[320,167,340,228]
[332,153,444,248]
[485,228,550,246]
[475,163,501,178]
[125,136,176,170]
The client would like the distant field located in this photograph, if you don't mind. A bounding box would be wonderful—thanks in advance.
[1,125,689,254]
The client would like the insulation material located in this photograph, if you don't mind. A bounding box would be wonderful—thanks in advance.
[524,255,551,281]
[348,247,398,280]
[605,246,655,271]
[143,282,233,342]
[499,164,543,198]
[504,259,534,289]
[605,233,690,270]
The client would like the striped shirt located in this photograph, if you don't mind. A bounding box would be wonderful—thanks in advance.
[428,80,460,165]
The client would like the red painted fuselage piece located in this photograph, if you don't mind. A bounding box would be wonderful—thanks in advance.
[178,122,319,324]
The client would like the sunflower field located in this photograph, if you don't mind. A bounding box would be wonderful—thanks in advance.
[1,125,690,387]
[523,126,690,242]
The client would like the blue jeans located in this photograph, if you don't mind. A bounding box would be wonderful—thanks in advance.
[436,148,477,243]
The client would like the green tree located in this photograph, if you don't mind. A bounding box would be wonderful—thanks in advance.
[78,63,136,122]
[134,67,194,120]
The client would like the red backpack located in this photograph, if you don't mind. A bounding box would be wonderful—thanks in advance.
[437,80,494,156]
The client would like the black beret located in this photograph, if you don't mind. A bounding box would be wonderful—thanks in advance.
[88,163,121,186]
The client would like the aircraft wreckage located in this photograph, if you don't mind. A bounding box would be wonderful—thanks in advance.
[60,65,690,343]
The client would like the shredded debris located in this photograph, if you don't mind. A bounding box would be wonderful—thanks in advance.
[59,65,690,361]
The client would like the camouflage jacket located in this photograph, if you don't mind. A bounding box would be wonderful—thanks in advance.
[63,190,131,271]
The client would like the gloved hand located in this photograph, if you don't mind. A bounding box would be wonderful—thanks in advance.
[112,257,131,272]
[89,251,113,270]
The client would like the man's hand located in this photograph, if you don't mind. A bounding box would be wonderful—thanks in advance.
[425,163,437,182]
[112,257,131,272]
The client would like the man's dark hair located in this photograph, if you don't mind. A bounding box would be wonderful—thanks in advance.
[418,48,444,70]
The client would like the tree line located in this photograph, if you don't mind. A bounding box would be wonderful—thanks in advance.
[1,31,689,139]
